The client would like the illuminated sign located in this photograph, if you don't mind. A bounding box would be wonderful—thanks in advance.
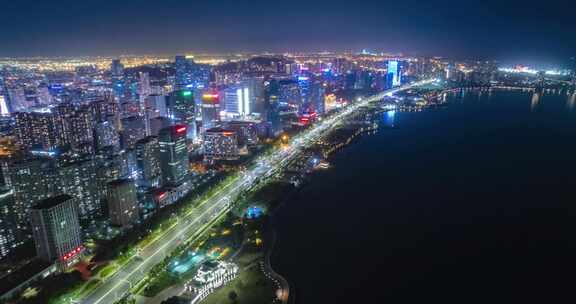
[61,246,83,261]
[202,93,219,99]
[176,126,187,134]
[182,91,192,97]
[222,131,234,136]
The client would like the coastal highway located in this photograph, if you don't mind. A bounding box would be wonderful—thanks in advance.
[79,79,434,304]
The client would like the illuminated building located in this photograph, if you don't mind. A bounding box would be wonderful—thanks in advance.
[387,60,402,87]
[159,125,189,186]
[111,59,125,100]
[135,136,162,188]
[0,189,24,259]
[121,116,147,149]
[95,121,120,151]
[56,159,102,225]
[169,90,196,140]
[1,158,57,229]
[30,194,83,267]
[67,109,95,154]
[203,128,239,161]
[106,179,139,228]
[175,55,193,90]
[223,86,251,117]
[14,111,66,151]
[146,94,168,118]
[201,92,221,130]
[224,121,259,147]
[0,95,9,116]
[139,72,151,115]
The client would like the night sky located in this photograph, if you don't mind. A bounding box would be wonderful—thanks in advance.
[1,0,575,64]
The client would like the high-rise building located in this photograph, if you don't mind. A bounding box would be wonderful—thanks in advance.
[68,109,95,154]
[0,75,10,115]
[121,116,147,149]
[387,60,402,87]
[1,158,57,229]
[111,59,125,100]
[158,125,189,186]
[201,92,220,131]
[14,110,66,152]
[168,90,196,140]
[135,136,162,188]
[139,72,151,115]
[106,179,139,228]
[175,55,193,90]
[30,194,83,267]
[223,85,251,117]
[95,121,120,151]
[203,128,240,162]
[0,189,25,259]
[146,94,168,118]
[57,159,102,225]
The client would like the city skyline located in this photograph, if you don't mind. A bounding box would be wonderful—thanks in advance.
[1,0,575,65]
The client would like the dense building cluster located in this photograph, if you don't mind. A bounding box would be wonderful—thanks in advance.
[0,52,519,270]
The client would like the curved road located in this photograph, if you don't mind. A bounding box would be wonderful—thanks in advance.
[79,79,435,304]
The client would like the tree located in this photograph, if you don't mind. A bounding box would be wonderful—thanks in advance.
[228,290,238,303]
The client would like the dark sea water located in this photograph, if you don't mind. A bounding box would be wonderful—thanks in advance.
[272,89,576,304]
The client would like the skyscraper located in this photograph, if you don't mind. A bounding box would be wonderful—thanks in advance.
[387,60,402,87]
[135,136,162,188]
[0,189,24,259]
[175,55,193,90]
[30,194,83,267]
[111,59,125,100]
[14,110,66,152]
[1,158,57,229]
[56,159,102,225]
[201,92,220,131]
[106,179,139,228]
[158,125,189,186]
[168,90,196,140]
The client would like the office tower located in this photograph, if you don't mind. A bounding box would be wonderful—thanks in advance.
[106,179,139,227]
[175,55,194,90]
[201,92,220,130]
[278,79,301,107]
[111,59,125,100]
[146,94,168,118]
[158,125,189,186]
[387,60,402,87]
[168,90,196,140]
[223,85,251,117]
[8,88,28,112]
[0,95,9,116]
[203,128,240,162]
[30,194,83,267]
[1,158,57,229]
[0,189,24,258]
[0,75,10,115]
[57,159,102,225]
[121,116,147,149]
[14,110,66,152]
[139,72,151,115]
[311,79,326,114]
[135,136,162,188]
[149,117,172,136]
